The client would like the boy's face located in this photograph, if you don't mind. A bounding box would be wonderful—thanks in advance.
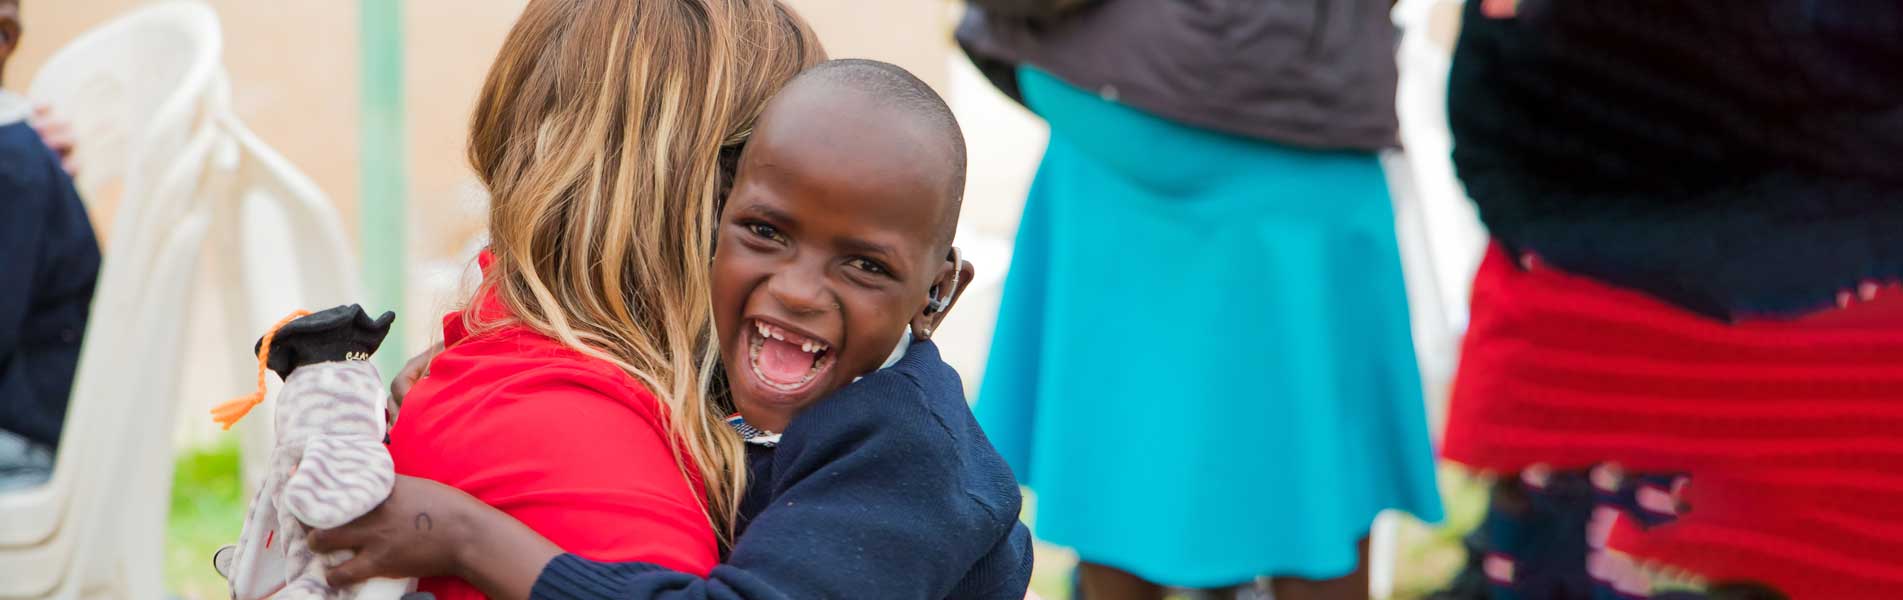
[712,84,968,432]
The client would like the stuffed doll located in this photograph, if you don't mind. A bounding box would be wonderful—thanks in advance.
[209,305,413,600]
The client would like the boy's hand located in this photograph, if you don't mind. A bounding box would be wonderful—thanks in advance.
[29,104,78,176]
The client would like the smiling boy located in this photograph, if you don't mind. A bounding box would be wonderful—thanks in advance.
[542,57,1033,599]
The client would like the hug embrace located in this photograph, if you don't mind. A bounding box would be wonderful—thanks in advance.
[282,1,1031,599]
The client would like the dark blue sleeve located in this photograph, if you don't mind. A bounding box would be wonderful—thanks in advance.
[0,149,48,442]
[529,372,1018,600]
[0,123,99,447]
[532,557,785,600]
[0,131,50,363]
[956,523,1034,600]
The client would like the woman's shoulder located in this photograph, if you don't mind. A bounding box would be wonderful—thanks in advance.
[447,321,654,396]
[396,319,669,442]
[389,321,694,497]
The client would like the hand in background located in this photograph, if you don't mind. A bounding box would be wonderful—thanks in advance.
[28,104,78,176]
[1481,0,1518,18]
[388,341,445,426]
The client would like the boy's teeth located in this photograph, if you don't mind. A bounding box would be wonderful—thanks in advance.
[754,320,827,354]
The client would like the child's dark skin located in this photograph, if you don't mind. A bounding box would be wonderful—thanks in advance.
[310,73,974,600]
[715,71,971,433]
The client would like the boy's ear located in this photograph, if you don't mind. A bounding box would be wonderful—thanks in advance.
[912,247,975,340]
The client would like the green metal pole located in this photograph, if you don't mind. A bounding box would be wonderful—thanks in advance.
[360,0,407,378]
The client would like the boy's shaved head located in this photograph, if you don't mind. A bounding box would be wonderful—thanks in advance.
[767,58,966,247]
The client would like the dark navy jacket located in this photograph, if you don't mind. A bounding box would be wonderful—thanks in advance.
[0,121,100,448]
[531,341,1035,600]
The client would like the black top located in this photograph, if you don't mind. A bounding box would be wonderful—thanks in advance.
[531,341,1034,600]
[0,122,100,448]
[958,0,1400,150]
[1449,0,1903,319]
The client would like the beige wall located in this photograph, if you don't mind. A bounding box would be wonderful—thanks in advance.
[17,0,954,264]
[13,0,361,243]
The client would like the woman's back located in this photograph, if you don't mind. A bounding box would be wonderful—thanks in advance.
[389,294,718,600]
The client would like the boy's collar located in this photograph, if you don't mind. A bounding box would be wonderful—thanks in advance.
[725,413,782,447]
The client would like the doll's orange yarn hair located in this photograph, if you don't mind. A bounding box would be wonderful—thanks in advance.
[210,309,312,430]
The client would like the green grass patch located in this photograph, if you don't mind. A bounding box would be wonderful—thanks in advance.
[166,440,245,600]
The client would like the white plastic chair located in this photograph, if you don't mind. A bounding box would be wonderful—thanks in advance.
[0,3,301,599]
[23,0,224,205]
[0,0,222,561]
[0,209,216,600]
[0,115,367,600]
[204,108,365,500]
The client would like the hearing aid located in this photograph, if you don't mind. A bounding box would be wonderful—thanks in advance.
[924,247,963,315]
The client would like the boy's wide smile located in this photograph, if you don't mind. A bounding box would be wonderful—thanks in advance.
[744,317,836,399]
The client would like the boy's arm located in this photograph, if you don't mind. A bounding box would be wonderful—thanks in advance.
[318,369,723,599]
[527,378,1017,600]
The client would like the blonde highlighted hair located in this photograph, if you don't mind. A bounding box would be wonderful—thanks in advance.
[466,0,822,537]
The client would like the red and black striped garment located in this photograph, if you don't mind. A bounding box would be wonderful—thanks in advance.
[1444,244,1903,599]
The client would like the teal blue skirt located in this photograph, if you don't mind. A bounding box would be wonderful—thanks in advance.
[977,68,1444,587]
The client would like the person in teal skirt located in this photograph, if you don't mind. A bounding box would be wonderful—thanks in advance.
[959,1,1443,598]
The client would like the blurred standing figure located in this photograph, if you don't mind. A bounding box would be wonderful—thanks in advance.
[1438,1,1903,599]
[0,0,101,489]
[960,2,1444,599]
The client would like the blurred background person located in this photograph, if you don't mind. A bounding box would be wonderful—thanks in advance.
[0,0,99,491]
[1436,1,1903,598]
[959,1,1444,599]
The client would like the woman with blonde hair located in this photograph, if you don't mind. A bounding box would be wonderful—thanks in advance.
[351,1,820,599]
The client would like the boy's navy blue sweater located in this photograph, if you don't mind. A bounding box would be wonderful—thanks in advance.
[531,340,1034,600]
[0,121,100,448]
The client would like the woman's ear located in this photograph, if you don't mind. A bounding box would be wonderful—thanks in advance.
[912,247,975,340]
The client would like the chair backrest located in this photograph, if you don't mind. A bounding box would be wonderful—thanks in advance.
[27,0,223,202]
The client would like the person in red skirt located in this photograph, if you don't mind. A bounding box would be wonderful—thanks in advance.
[1433,1,1903,599]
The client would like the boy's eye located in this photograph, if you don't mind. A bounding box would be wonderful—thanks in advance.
[746,222,784,243]
[848,258,890,276]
